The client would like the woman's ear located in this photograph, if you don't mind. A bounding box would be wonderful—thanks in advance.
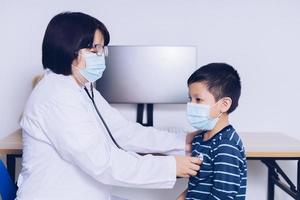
[220,97,232,113]
[72,49,86,69]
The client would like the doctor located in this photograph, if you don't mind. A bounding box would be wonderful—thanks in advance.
[16,12,201,200]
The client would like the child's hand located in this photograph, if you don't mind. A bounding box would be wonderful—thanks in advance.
[176,195,185,200]
[177,189,187,200]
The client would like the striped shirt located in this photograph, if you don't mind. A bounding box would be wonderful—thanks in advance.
[186,125,247,200]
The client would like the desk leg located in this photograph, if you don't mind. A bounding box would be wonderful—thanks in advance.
[6,154,16,182]
[268,165,275,200]
[297,160,300,200]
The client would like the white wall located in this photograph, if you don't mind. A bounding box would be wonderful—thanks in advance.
[1,0,300,199]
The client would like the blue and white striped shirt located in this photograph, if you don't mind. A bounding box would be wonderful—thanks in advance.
[186,125,247,200]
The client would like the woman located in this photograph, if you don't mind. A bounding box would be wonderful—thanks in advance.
[16,12,201,200]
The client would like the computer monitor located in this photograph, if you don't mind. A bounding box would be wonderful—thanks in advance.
[96,46,197,103]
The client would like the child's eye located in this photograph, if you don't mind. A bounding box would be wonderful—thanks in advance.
[196,98,202,103]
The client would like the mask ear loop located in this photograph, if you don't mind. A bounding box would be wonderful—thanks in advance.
[211,100,223,119]
[216,97,228,118]
[72,49,87,86]
[72,64,88,86]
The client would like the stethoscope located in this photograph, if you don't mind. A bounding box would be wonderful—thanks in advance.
[83,83,123,150]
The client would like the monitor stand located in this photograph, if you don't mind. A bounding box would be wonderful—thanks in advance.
[136,103,153,126]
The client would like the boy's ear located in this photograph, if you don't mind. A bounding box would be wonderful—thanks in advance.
[220,97,232,113]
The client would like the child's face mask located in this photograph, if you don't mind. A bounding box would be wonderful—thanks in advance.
[186,102,221,131]
[79,52,106,82]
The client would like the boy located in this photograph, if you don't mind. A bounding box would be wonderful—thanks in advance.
[177,63,247,200]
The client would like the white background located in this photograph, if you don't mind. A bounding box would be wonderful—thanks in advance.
[1,0,300,199]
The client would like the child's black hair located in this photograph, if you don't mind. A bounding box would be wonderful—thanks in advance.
[187,63,241,113]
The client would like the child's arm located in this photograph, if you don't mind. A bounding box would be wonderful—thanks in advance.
[207,140,246,200]
[177,189,187,200]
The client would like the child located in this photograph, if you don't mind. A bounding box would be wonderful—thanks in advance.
[177,63,247,200]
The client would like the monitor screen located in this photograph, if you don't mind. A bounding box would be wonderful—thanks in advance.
[96,46,197,103]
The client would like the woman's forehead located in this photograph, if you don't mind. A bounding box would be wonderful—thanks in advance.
[93,29,104,45]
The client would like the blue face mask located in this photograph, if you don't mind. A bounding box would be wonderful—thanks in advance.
[186,102,221,131]
[79,52,106,82]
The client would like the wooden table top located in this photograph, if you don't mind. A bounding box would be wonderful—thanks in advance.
[0,129,22,155]
[240,132,300,158]
[1,129,300,158]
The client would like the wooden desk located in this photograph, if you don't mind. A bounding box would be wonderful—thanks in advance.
[0,129,22,183]
[0,129,22,155]
[241,132,300,158]
[240,132,300,200]
[1,130,300,199]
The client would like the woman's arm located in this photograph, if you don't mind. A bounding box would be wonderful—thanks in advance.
[22,95,200,188]
[94,91,187,155]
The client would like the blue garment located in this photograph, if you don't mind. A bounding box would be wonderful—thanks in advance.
[0,160,17,200]
[186,125,247,200]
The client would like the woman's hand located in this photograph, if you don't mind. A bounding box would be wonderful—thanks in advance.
[185,131,198,153]
[175,156,201,178]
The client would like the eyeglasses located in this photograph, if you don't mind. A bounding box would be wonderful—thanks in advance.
[75,44,108,57]
[88,44,108,56]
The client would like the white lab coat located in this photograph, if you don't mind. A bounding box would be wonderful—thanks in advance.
[16,70,186,200]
